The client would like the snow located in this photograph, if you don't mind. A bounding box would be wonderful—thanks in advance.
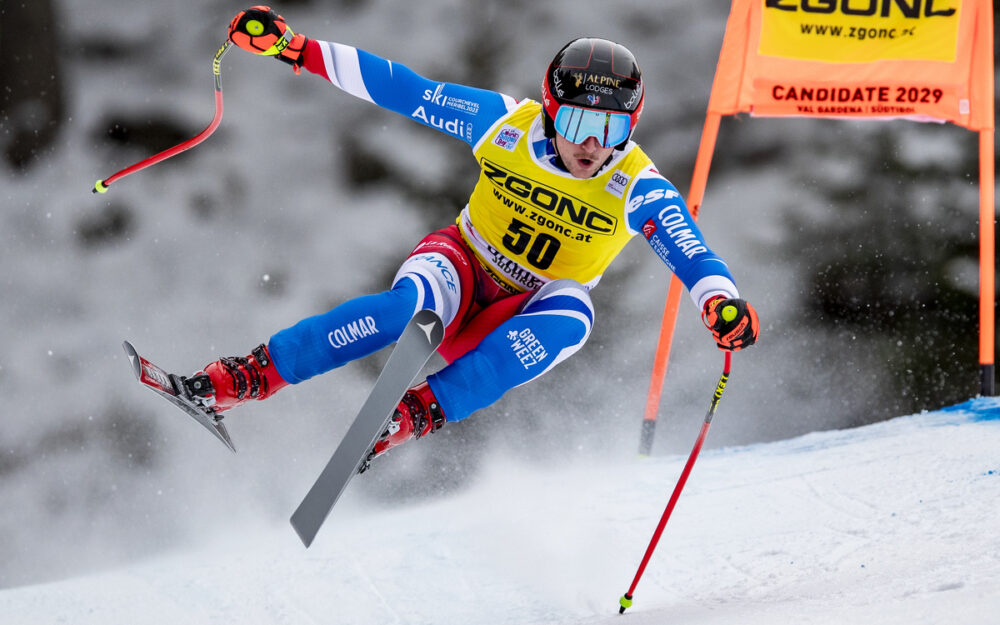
[2,397,998,625]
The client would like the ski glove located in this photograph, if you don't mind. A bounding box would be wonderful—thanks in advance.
[229,6,307,70]
[702,295,759,351]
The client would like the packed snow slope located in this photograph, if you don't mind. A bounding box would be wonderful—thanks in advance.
[2,397,998,625]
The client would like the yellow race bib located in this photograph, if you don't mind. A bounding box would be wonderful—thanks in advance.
[462,100,653,292]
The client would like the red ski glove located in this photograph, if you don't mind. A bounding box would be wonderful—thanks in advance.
[229,6,307,70]
[702,295,759,351]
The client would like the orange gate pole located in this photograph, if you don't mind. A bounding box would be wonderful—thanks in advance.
[639,112,723,455]
[978,128,995,396]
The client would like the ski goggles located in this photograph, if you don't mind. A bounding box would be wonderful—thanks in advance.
[552,104,632,148]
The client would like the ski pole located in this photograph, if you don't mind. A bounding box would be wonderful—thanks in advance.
[93,40,232,194]
[618,350,731,615]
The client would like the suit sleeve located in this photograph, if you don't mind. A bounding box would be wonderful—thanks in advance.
[299,38,518,147]
[624,168,739,309]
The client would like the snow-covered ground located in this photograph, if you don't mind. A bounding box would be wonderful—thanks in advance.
[3,397,997,625]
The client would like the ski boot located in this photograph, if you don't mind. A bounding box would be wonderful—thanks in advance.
[359,381,446,473]
[185,343,289,414]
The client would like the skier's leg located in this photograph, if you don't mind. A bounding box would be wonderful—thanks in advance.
[368,279,594,462]
[192,230,472,413]
[427,279,595,421]
[269,225,476,386]
[269,244,469,384]
[191,283,424,413]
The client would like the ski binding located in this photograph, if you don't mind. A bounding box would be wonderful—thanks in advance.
[123,341,236,452]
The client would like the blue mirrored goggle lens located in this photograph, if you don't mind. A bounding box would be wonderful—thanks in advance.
[553,105,632,148]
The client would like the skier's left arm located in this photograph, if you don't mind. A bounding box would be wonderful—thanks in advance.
[626,169,759,351]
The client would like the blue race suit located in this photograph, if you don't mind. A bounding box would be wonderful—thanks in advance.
[267,39,739,422]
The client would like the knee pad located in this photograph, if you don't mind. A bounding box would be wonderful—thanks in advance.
[392,252,463,327]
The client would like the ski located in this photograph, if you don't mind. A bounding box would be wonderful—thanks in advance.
[290,309,444,548]
[122,341,236,453]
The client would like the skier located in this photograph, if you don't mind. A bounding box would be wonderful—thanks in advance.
[185,6,760,468]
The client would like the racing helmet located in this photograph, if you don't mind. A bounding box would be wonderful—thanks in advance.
[541,37,644,149]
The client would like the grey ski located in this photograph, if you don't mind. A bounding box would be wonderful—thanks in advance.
[123,341,236,452]
[290,309,444,547]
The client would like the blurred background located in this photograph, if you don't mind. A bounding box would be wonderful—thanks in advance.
[1,0,996,589]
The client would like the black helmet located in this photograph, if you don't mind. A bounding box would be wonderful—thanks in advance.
[541,37,644,148]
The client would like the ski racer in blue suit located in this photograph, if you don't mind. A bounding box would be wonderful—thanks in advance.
[184,6,759,469]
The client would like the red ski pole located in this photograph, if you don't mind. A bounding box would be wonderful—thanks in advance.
[93,40,232,194]
[619,350,732,614]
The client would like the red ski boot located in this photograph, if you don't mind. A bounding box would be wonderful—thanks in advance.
[186,344,289,414]
[360,381,446,472]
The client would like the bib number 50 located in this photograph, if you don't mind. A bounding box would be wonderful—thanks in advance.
[503,218,560,270]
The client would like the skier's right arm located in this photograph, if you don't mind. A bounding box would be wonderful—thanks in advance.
[228,6,518,147]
